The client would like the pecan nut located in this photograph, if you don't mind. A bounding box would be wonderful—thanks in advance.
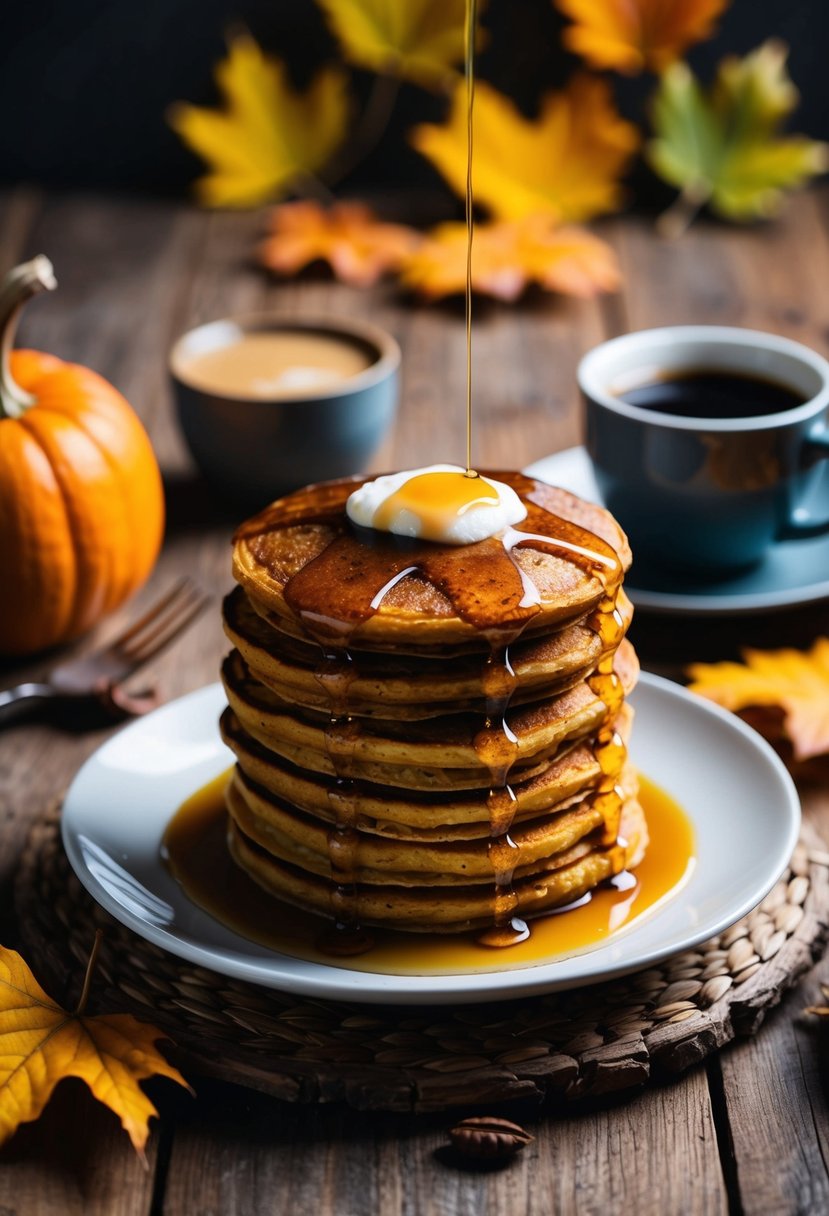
[448,1115,534,1161]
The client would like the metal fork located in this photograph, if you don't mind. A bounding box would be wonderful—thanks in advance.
[0,579,210,726]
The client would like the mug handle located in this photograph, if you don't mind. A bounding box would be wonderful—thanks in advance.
[777,423,829,540]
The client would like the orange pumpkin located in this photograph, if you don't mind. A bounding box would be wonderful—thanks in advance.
[0,256,165,656]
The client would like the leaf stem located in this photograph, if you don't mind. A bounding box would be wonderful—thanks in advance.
[75,929,104,1016]
[291,171,337,205]
[323,72,401,189]
[656,182,711,239]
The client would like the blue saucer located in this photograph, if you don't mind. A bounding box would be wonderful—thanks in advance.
[525,447,829,616]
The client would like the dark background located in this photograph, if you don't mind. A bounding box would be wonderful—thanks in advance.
[1,0,827,202]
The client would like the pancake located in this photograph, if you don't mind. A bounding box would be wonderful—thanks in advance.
[223,583,634,719]
[232,472,632,650]
[224,766,631,884]
[222,643,638,791]
[220,703,634,838]
[227,799,648,932]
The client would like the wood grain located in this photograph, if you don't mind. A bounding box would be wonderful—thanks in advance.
[2,185,829,1213]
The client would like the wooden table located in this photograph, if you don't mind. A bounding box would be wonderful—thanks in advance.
[2,185,829,1215]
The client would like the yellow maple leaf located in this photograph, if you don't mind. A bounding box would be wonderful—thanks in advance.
[411,76,639,223]
[258,200,421,287]
[0,940,189,1156]
[553,0,729,74]
[688,638,829,761]
[399,215,620,300]
[168,33,349,207]
[317,0,469,90]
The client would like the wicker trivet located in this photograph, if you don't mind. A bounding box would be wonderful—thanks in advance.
[14,804,829,1112]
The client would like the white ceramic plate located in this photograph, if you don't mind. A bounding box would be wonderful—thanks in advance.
[61,677,800,1005]
[525,446,829,615]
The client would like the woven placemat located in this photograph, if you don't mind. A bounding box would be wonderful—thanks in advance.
[14,803,829,1112]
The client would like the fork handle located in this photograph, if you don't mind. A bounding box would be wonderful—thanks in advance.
[0,683,60,725]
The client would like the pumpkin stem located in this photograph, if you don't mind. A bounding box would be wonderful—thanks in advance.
[0,255,57,420]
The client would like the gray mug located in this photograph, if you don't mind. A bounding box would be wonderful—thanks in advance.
[579,326,829,574]
[170,314,400,508]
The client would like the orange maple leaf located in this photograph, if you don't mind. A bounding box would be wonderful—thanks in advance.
[411,75,639,224]
[398,215,620,301]
[688,638,829,761]
[554,0,729,74]
[258,200,421,287]
[0,940,189,1156]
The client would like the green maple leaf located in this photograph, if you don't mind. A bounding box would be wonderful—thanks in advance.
[648,40,828,233]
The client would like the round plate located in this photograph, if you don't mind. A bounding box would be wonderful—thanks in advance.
[525,446,829,615]
[61,677,800,1004]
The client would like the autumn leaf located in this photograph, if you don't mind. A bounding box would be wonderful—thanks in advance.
[553,0,729,74]
[317,0,470,90]
[168,32,349,207]
[649,40,829,233]
[0,939,189,1156]
[398,215,620,301]
[258,200,421,286]
[411,76,639,223]
[687,637,829,761]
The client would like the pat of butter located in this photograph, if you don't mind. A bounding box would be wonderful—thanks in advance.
[346,464,527,544]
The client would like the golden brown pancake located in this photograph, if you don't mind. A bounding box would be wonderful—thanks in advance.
[220,703,634,839]
[227,799,648,932]
[225,767,618,884]
[232,473,632,649]
[222,643,638,791]
[223,583,634,719]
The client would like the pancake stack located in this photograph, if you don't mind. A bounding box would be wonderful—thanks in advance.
[220,471,647,943]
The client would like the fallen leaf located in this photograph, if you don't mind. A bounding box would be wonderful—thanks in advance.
[553,0,729,74]
[0,940,189,1156]
[411,75,639,223]
[169,32,349,207]
[317,0,471,90]
[399,220,527,301]
[398,215,620,300]
[258,200,421,286]
[518,216,622,295]
[649,40,829,231]
[687,637,829,761]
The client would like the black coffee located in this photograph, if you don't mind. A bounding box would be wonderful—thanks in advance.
[617,369,804,419]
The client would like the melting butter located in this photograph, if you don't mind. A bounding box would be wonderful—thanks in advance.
[346,465,527,544]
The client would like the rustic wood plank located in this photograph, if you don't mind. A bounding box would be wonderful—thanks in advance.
[0,1079,161,1216]
[161,1073,726,1216]
[715,997,829,1216]
[541,1078,727,1216]
[611,188,829,351]
[710,785,829,1216]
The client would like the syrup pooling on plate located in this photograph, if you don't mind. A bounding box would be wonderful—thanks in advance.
[236,472,627,952]
[163,772,692,972]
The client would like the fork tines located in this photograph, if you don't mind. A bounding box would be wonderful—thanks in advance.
[115,579,210,664]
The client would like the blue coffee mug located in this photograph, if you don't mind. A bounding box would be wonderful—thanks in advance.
[579,326,829,574]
